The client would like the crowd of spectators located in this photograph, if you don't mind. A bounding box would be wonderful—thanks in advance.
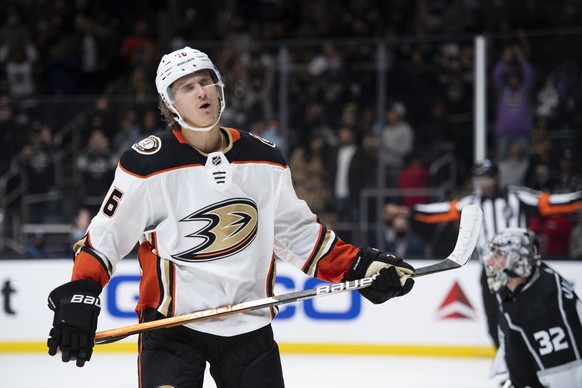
[1,1,582,258]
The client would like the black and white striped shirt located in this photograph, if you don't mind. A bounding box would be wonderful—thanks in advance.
[413,186,582,257]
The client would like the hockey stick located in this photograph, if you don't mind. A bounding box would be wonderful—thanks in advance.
[95,204,482,345]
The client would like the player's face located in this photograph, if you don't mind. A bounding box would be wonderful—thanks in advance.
[485,250,506,274]
[172,71,221,128]
[475,176,497,197]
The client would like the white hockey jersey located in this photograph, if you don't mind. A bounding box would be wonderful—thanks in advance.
[72,128,359,336]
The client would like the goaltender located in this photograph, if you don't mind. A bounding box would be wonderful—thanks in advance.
[484,228,582,387]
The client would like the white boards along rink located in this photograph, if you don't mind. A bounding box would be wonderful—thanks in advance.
[2,258,581,357]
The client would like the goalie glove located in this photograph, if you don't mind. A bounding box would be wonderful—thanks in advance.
[346,247,415,304]
[47,279,102,367]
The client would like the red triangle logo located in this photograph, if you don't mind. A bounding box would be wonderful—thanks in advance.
[436,281,477,320]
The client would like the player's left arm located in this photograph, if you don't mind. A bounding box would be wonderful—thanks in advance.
[273,168,415,303]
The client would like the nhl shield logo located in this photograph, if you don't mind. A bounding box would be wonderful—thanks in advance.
[212,155,222,165]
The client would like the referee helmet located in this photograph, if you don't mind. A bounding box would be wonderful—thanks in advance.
[471,159,499,178]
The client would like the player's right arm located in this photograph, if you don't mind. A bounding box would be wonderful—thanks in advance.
[47,150,155,366]
[70,169,153,286]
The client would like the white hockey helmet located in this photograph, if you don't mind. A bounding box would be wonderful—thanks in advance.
[484,228,540,292]
[155,47,225,131]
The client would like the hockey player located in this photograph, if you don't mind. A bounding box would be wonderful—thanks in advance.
[484,228,582,387]
[45,47,415,387]
[386,158,582,347]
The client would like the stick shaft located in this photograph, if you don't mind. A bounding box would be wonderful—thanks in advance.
[95,277,374,344]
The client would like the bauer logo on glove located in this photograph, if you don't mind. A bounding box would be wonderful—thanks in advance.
[69,294,101,306]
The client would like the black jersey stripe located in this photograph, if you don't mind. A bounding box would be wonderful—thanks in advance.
[167,260,175,317]
[155,257,164,311]
[156,259,175,317]
[267,254,278,319]
[119,128,287,178]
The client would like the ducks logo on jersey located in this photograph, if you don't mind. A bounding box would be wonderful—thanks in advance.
[173,198,258,262]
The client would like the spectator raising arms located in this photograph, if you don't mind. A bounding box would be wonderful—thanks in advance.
[491,42,535,160]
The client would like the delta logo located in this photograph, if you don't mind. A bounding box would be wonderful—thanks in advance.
[436,280,478,320]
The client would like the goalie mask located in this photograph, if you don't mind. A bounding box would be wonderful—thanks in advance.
[155,47,225,132]
[483,228,540,292]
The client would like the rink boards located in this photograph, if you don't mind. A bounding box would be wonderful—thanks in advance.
[1,259,581,357]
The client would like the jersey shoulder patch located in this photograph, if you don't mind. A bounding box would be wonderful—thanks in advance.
[248,132,276,148]
[120,131,205,177]
[233,129,287,167]
[131,135,162,155]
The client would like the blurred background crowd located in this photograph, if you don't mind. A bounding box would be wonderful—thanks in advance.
[1,0,581,259]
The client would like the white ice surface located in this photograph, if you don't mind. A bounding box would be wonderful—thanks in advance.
[0,353,504,387]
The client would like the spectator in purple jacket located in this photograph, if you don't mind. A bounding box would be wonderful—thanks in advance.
[491,43,535,160]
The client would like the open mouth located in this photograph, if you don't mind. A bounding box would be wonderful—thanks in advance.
[199,102,211,109]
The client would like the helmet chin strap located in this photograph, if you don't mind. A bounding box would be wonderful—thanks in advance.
[173,107,222,132]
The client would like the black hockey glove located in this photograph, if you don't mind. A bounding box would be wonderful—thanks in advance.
[346,247,415,304]
[47,279,102,367]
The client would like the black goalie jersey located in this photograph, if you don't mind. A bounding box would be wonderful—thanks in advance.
[497,262,582,387]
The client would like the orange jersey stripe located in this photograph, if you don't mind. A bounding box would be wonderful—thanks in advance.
[135,242,162,312]
[315,239,359,283]
[538,192,582,215]
[71,250,110,287]
[415,200,461,223]
[231,160,288,168]
[225,127,241,142]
